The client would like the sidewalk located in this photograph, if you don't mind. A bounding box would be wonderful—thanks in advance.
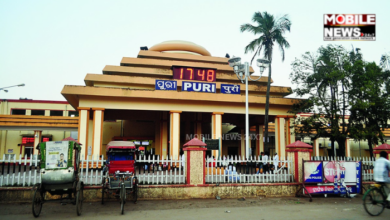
[0,195,388,220]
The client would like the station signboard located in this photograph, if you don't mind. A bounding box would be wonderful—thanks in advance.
[221,84,240,94]
[155,80,177,91]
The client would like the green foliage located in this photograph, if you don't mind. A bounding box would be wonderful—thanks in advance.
[290,45,390,157]
[241,11,291,153]
[240,11,291,64]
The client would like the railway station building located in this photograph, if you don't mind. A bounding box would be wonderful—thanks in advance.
[1,41,388,160]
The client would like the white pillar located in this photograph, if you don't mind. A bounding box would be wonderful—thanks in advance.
[170,111,181,160]
[92,108,104,158]
[33,130,42,156]
[241,129,245,158]
[345,138,351,157]
[212,112,223,158]
[256,125,264,156]
[77,107,90,158]
[313,138,320,157]
[275,117,286,159]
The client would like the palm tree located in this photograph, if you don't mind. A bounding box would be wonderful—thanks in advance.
[240,11,291,155]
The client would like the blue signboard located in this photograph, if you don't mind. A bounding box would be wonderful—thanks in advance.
[182,81,216,93]
[155,80,177,91]
[221,84,240,94]
[304,161,323,183]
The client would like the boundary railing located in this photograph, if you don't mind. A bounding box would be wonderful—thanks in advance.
[0,154,186,187]
[205,156,294,184]
[0,154,40,187]
[135,155,186,185]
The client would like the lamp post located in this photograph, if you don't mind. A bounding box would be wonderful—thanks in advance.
[0,83,25,93]
[228,57,270,159]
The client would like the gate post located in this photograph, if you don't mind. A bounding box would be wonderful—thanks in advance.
[286,141,313,183]
[183,138,207,185]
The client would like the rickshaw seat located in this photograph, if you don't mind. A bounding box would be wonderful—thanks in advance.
[108,160,135,174]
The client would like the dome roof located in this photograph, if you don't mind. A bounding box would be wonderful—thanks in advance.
[149,40,211,56]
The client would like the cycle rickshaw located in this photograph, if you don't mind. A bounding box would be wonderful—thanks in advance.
[101,141,138,214]
[32,140,84,217]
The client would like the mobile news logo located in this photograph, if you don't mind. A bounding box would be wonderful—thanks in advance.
[324,14,376,41]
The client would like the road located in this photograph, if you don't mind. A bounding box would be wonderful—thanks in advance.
[0,194,388,220]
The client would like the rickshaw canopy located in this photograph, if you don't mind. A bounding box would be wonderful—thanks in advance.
[106,141,136,151]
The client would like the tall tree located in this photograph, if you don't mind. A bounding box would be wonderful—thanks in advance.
[289,45,352,157]
[240,11,291,154]
[348,60,390,157]
[290,45,390,157]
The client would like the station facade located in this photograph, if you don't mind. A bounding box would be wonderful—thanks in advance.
[61,40,298,160]
[1,41,388,160]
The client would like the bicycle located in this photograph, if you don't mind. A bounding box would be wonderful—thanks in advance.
[363,183,390,216]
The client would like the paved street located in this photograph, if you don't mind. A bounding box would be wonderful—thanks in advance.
[1,194,389,220]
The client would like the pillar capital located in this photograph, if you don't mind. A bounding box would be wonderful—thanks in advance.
[170,110,182,114]
[91,107,105,111]
[77,107,91,111]
[212,112,224,115]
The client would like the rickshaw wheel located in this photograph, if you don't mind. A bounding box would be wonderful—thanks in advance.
[32,185,43,218]
[120,184,125,215]
[133,181,138,204]
[76,183,84,216]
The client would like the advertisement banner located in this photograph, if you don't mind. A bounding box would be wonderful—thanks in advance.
[45,141,69,169]
[304,185,334,194]
[304,161,323,183]
[304,185,359,194]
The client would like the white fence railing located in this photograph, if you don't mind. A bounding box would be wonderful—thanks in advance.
[0,154,186,186]
[311,156,376,181]
[135,155,186,185]
[205,156,294,184]
[79,155,105,185]
[0,154,40,187]
[1,154,376,187]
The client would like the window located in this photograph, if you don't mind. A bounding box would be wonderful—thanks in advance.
[31,110,45,116]
[69,111,79,117]
[21,137,34,157]
[50,110,63,116]
[11,109,26,115]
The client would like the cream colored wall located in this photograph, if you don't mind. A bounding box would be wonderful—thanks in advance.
[101,121,122,157]
[5,102,74,114]
[4,131,21,158]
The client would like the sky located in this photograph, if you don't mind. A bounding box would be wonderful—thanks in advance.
[0,0,389,101]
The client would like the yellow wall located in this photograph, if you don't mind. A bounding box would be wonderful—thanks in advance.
[1,130,73,159]
[101,121,122,157]
[0,100,77,159]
